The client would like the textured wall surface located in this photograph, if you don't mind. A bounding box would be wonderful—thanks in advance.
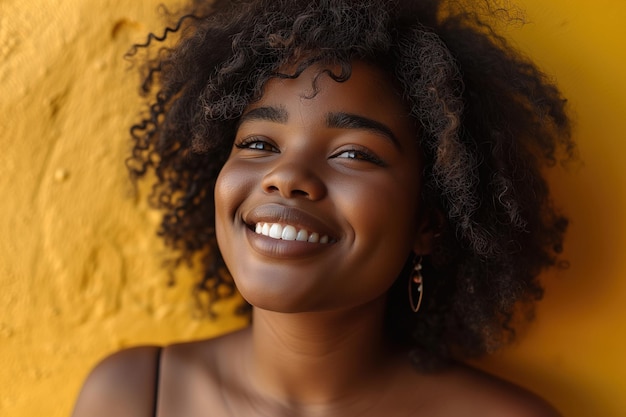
[0,1,624,417]
[0,1,247,416]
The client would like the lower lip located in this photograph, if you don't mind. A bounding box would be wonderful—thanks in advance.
[245,227,334,259]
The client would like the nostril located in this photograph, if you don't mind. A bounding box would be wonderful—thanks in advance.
[265,184,309,198]
[291,189,309,198]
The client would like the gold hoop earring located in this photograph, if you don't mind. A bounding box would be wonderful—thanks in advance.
[408,256,424,313]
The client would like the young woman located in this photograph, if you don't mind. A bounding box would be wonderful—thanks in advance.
[72,0,574,416]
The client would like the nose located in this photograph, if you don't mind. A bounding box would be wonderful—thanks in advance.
[261,161,327,200]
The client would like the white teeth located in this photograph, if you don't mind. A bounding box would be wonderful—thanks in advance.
[269,223,282,239]
[296,229,309,241]
[253,222,330,244]
[281,225,297,240]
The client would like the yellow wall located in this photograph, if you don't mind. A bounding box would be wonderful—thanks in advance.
[473,2,626,415]
[0,1,624,416]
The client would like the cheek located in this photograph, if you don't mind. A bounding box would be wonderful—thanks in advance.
[331,177,420,303]
[213,166,230,255]
[214,165,231,227]
[215,161,254,215]
[214,160,253,253]
[339,174,421,244]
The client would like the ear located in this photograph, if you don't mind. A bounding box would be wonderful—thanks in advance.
[413,208,444,256]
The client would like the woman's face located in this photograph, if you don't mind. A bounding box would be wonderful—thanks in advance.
[215,61,427,313]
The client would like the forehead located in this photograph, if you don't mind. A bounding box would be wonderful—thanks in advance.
[249,61,411,120]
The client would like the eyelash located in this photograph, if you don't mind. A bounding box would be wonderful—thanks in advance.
[332,147,386,166]
[235,137,279,153]
[235,137,385,166]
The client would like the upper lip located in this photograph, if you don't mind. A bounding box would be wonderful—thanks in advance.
[243,204,340,241]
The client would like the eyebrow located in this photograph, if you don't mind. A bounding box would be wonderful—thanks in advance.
[326,112,400,148]
[239,106,401,149]
[239,106,288,125]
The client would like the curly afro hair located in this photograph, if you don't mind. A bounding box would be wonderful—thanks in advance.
[127,0,574,365]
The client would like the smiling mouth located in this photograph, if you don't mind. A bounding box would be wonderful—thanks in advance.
[254,222,332,244]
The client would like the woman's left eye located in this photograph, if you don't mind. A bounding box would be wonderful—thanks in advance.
[332,148,385,166]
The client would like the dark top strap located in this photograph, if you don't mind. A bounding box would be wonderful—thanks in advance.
[153,347,163,417]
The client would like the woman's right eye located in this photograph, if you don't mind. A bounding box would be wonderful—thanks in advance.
[235,137,279,153]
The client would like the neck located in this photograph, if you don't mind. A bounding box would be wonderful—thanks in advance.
[246,297,393,405]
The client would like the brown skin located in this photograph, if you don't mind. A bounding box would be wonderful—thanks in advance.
[71,62,561,417]
[215,62,427,313]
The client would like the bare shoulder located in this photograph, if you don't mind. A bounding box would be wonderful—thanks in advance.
[425,363,562,417]
[71,331,247,417]
[161,327,248,371]
[151,329,250,415]
[71,346,162,417]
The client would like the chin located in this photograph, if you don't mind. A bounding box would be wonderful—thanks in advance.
[233,275,318,313]
[241,294,318,314]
